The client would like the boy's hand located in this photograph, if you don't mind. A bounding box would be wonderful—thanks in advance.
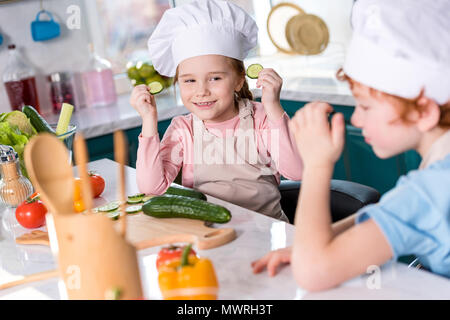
[256,68,284,121]
[289,102,345,169]
[251,247,292,276]
[130,84,157,120]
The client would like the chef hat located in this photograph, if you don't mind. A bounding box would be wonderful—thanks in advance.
[343,0,450,105]
[148,0,258,77]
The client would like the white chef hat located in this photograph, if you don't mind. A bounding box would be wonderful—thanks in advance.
[147,0,258,77]
[343,0,450,105]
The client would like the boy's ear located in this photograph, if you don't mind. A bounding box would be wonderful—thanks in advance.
[416,97,441,132]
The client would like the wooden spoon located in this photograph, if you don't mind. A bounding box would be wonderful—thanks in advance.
[114,131,128,238]
[73,133,93,214]
[24,133,74,215]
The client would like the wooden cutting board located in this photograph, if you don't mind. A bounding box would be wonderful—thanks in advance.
[16,211,236,250]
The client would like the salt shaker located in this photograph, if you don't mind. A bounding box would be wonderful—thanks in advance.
[0,145,34,207]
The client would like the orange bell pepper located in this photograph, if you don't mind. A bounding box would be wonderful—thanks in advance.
[158,244,218,300]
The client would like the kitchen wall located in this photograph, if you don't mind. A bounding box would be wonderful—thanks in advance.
[0,0,91,114]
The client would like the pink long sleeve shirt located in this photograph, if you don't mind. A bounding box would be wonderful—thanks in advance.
[136,101,303,195]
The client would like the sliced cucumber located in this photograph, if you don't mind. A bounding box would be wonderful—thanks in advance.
[142,195,153,202]
[127,198,143,204]
[105,210,120,220]
[148,81,164,95]
[246,63,263,79]
[127,193,145,204]
[97,201,121,212]
[126,205,142,214]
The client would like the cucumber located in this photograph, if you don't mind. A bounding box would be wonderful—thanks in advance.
[126,205,142,214]
[148,81,164,95]
[142,194,231,223]
[164,185,207,200]
[246,63,263,79]
[22,105,55,134]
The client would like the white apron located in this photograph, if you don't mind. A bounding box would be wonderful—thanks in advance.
[192,99,288,222]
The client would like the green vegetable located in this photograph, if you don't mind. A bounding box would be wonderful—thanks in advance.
[22,105,55,134]
[127,193,145,204]
[2,111,36,137]
[148,81,164,95]
[105,210,120,220]
[55,103,74,136]
[0,120,34,178]
[126,205,142,214]
[164,185,207,200]
[142,194,231,223]
[97,201,121,212]
[246,63,263,79]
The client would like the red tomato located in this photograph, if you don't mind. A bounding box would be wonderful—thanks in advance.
[89,172,105,198]
[15,197,48,229]
[156,245,197,270]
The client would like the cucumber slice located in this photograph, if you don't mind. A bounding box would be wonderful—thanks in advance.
[127,198,143,204]
[127,193,145,204]
[148,81,164,95]
[105,210,120,220]
[97,201,121,212]
[142,195,153,203]
[246,63,263,79]
[126,205,142,214]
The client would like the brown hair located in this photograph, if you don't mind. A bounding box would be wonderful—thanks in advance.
[172,57,253,107]
[336,68,450,128]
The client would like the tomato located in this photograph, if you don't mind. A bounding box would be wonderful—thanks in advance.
[89,172,105,198]
[156,245,197,270]
[72,173,105,201]
[15,197,48,229]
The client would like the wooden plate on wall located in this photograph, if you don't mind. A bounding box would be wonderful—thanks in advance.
[285,13,329,55]
[266,2,305,54]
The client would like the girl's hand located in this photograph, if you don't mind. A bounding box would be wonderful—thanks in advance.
[256,68,284,121]
[251,247,292,276]
[289,102,345,169]
[130,84,157,120]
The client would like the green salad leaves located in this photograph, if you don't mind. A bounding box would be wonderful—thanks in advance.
[0,110,38,177]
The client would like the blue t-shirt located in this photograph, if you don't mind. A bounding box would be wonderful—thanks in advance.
[356,154,450,278]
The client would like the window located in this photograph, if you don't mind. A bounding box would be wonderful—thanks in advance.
[89,0,170,74]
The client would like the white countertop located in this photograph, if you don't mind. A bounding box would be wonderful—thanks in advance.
[1,159,449,300]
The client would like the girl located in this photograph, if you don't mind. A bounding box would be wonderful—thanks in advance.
[130,0,303,221]
[252,0,450,290]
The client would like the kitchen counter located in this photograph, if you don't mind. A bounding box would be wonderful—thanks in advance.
[1,159,449,300]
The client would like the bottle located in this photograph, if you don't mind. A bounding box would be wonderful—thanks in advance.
[47,71,76,114]
[82,44,117,107]
[2,44,41,113]
[0,145,34,208]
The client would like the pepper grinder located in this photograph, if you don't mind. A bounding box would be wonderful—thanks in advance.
[0,145,34,207]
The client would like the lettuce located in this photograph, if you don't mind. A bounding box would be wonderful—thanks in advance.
[0,113,37,178]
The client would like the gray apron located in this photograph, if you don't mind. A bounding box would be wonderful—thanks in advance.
[193,98,288,222]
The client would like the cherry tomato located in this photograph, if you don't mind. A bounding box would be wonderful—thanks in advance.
[156,245,197,270]
[89,172,105,198]
[15,197,47,229]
